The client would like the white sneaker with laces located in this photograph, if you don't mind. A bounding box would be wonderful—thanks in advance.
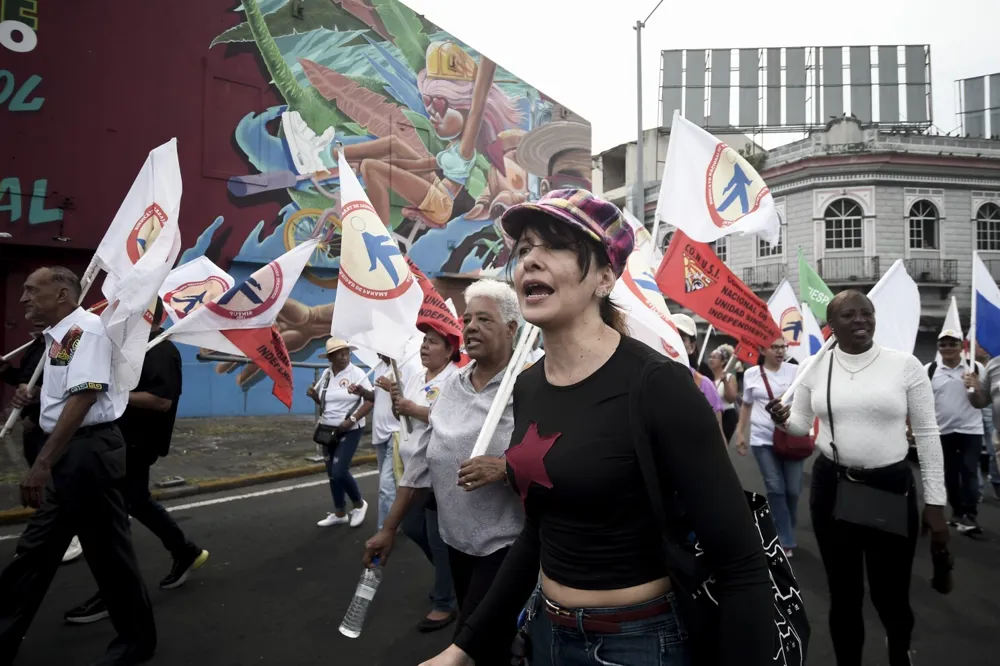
[349,501,368,528]
[317,513,349,527]
[62,536,83,563]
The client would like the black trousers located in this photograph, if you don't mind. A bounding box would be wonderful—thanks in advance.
[940,432,981,518]
[811,455,918,666]
[21,425,45,468]
[124,446,193,559]
[447,545,513,666]
[0,425,156,664]
[721,408,739,445]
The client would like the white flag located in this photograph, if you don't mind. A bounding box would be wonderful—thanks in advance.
[800,301,825,357]
[934,296,966,365]
[157,257,242,357]
[869,259,921,354]
[656,113,779,245]
[622,209,662,268]
[331,149,421,359]
[767,280,809,364]
[612,251,689,366]
[97,139,183,392]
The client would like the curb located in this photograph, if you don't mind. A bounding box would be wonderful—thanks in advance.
[0,453,379,527]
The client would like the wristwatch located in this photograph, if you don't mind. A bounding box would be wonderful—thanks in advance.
[346,415,357,425]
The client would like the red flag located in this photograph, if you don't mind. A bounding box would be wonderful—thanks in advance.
[655,229,781,365]
[405,257,463,345]
[221,326,294,408]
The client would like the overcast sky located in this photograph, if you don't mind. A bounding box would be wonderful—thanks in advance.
[406,0,999,152]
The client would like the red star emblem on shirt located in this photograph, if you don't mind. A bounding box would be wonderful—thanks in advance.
[505,422,560,501]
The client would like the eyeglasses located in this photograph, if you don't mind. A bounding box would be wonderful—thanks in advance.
[770,345,788,351]
[938,340,961,348]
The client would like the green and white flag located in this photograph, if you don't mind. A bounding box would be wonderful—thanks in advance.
[798,247,834,322]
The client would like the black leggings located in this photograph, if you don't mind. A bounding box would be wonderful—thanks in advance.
[447,545,513,666]
[721,408,738,445]
[810,455,919,666]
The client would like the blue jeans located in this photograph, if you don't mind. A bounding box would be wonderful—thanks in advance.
[323,429,362,512]
[752,445,804,548]
[401,494,456,613]
[374,438,397,530]
[527,593,693,666]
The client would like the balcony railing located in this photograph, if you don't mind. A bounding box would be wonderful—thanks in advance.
[985,260,1000,282]
[817,256,880,283]
[743,264,787,288]
[904,259,959,284]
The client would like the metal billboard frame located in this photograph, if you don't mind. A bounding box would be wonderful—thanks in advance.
[659,45,933,135]
[955,73,1000,139]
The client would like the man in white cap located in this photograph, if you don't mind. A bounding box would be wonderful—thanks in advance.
[926,328,989,535]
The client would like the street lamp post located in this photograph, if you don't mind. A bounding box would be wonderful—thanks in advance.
[634,0,666,224]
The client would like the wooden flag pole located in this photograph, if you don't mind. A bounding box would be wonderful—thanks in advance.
[390,359,412,441]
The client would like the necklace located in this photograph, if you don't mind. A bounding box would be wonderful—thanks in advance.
[834,347,881,380]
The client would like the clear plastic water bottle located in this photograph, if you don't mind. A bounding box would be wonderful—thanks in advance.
[339,558,381,638]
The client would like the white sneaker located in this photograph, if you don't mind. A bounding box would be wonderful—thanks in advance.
[317,513,349,527]
[62,536,83,563]
[349,501,368,528]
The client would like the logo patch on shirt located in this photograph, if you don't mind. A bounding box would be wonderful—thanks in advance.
[424,385,440,403]
[339,378,350,388]
[49,326,83,366]
[69,382,109,394]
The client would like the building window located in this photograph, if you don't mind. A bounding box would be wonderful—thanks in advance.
[824,199,864,250]
[907,200,939,250]
[757,228,784,258]
[976,202,1000,251]
[660,230,674,254]
[711,237,728,263]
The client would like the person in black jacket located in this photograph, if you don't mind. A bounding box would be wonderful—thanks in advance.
[419,190,775,666]
[63,299,209,625]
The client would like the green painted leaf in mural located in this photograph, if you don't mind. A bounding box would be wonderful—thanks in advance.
[370,0,430,74]
[466,166,487,201]
[342,121,369,137]
[212,0,373,46]
[401,109,447,156]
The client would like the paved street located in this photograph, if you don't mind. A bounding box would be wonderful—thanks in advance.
[1,451,998,665]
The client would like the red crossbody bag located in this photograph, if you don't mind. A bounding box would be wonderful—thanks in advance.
[760,367,815,460]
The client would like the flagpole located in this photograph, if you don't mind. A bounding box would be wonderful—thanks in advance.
[969,251,979,391]
[389,359,412,441]
[1,259,102,438]
[779,335,837,406]
[697,324,714,367]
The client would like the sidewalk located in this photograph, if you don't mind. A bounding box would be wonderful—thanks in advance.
[0,415,375,513]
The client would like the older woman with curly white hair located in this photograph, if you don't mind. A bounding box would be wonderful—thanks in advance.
[364,279,525,666]
[709,344,742,444]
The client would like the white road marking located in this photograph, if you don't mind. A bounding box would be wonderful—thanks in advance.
[0,469,379,542]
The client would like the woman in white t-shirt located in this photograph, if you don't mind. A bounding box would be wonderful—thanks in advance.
[392,323,462,632]
[306,338,374,528]
[708,344,741,444]
[735,337,802,555]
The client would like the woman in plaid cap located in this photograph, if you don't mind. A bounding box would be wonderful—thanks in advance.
[421,190,774,666]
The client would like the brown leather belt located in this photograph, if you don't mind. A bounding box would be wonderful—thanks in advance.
[543,598,671,635]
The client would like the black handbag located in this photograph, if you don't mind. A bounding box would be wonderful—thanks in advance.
[629,356,810,666]
[826,347,910,537]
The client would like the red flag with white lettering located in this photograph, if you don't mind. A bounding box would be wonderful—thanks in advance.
[405,257,463,345]
[655,229,781,365]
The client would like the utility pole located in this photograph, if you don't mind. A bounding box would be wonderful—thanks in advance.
[634,1,665,225]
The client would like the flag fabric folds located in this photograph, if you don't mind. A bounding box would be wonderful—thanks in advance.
[767,280,809,364]
[798,247,834,322]
[157,256,242,357]
[159,240,319,408]
[405,257,463,346]
[868,259,920,354]
[330,150,422,360]
[973,253,1000,357]
[655,229,781,365]
[655,113,780,245]
[800,301,825,357]
[612,250,689,366]
[96,138,183,393]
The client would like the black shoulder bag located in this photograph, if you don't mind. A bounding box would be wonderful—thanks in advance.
[826,348,911,537]
[312,371,363,448]
[629,357,810,666]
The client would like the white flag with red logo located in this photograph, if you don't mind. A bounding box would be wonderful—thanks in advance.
[96,138,183,392]
[656,112,779,245]
[157,256,241,357]
[612,250,689,367]
[158,240,318,408]
[330,149,422,359]
[766,280,809,364]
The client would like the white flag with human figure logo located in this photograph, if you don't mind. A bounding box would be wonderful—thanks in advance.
[96,138,183,393]
[800,301,825,357]
[612,250,689,367]
[157,256,242,356]
[766,280,809,364]
[331,149,422,360]
[656,112,780,245]
[155,240,318,408]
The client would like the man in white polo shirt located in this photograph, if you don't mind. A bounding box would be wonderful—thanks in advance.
[0,267,156,665]
[927,328,989,536]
